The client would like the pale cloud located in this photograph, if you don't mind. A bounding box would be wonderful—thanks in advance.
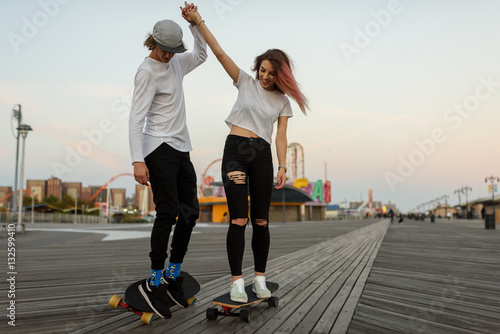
[305,114,409,152]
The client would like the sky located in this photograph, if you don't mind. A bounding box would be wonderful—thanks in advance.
[1,0,499,213]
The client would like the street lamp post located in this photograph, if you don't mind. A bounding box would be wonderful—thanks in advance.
[31,189,35,224]
[461,186,472,219]
[454,189,462,218]
[11,104,22,223]
[485,175,499,226]
[106,185,111,224]
[74,191,78,224]
[17,124,33,231]
[442,195,450,219]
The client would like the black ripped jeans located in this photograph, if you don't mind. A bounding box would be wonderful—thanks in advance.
[145,143,199,270]
[221,135,273,276]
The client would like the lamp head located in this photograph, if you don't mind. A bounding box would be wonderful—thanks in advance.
[17,124,33,138]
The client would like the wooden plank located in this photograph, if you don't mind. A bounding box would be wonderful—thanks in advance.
[285,237,379,334]
[257,222,388,333]
[330,222,388,333]
[351,304,479,334]
[347,220,500,334]
[310,236,382,333]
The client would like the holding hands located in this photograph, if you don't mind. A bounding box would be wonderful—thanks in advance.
[180,2,202,26]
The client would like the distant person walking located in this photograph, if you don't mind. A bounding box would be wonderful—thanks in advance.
[388,209,394,223]
[128,3,207,319]
[183,3,309,303]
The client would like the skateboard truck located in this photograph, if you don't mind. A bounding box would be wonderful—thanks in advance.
[109,294,154,324]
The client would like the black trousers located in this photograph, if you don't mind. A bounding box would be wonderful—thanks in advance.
[145,143,199,270]
[221,135,273,276]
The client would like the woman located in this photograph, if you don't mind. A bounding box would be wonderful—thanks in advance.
[129,3,207,318]
[183,4,308,302]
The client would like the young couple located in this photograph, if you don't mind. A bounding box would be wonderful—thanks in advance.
[129,2,308,319]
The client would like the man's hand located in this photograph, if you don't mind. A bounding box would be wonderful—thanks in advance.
[180,2,199,25]
[133,162,150,186]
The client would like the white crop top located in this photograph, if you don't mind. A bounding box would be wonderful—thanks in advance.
[225,69,293,144]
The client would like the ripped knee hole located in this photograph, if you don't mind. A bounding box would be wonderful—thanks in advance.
[227,171,246,184]
[255,219,268,226]
[231,218,248,226]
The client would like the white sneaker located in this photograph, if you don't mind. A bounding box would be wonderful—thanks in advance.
[252,276,271,298]
[230,278,248,303]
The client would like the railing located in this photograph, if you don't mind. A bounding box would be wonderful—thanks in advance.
[0,212,108,224]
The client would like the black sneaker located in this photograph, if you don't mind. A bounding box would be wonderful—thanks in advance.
[165,276,189,308]
[138,277,172,319]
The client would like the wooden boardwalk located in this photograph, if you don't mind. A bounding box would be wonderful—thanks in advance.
[74,220,388,334]
[1,218,499,333]
[0,219,376,334]
[349,219,500,334]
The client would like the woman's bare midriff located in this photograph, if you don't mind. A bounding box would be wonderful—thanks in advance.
[229,125,259,138]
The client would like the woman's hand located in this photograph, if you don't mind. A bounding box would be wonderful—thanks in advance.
[275,168,286,189]
[180,2,200,25]
[133,162,150,186]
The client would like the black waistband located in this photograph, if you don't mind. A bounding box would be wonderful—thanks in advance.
[226,134,269,146]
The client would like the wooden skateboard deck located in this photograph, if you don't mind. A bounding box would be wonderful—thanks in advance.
[206,281,279,322]
[109,271,200,324]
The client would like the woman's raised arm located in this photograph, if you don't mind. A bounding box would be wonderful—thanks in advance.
[181,3,240,82]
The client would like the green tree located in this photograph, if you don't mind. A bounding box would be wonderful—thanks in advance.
[59,194,76,209]
[43,195,59,207]
[22,195,39,208]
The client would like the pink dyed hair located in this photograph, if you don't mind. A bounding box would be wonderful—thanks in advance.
[252,49,309,114]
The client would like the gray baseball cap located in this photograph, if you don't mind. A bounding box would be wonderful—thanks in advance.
[152,20,186,53]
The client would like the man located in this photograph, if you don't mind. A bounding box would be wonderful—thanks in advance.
[128,5,207,319]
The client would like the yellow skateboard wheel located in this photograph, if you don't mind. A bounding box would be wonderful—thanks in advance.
[141,312,154,324]
[109,294,122,308]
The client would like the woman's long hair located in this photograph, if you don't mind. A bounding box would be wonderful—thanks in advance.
[252,49,309,114]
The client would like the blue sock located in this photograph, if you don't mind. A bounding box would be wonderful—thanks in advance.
[166,262,181,280]
[150,269,163,287]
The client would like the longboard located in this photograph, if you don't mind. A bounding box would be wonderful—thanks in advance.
[109,271,200,324]
[206,281,279,322]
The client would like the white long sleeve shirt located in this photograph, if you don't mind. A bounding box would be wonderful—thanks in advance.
[129,24,207,163]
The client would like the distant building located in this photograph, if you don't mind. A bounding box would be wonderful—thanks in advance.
[0,186,12,208]
[63,182,82,199]
[46,177,62,199]
[135,185,154,213]
[126,196,135,209]
[433,204,457,218]
[111,188,126,208]
[349,201,362,209]
[26,180,46,201]
[81,187,93,201]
